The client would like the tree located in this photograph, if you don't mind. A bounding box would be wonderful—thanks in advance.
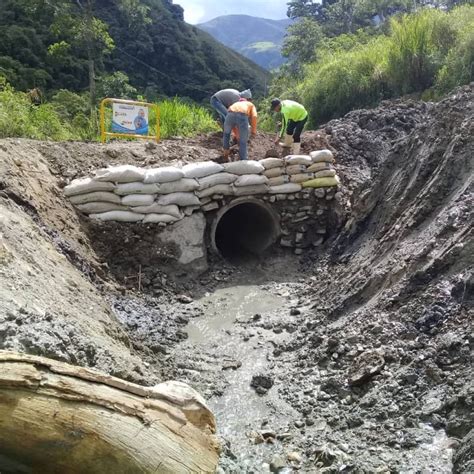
[282,18,325,64]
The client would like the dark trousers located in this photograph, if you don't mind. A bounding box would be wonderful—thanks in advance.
[286,116,308,143]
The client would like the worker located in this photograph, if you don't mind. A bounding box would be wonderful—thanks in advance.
[210,88,252,125]
[223,98,257,161]
[270,98,308,155]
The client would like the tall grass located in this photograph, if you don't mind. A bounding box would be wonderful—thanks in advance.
[0,81,218,141]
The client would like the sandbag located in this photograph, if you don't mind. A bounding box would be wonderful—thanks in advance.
[290,173,315,183]
[121,194,155,207]
[182,161,223,179]
[69,192,122,205]
[302,176,341,188]
[115,182,160,196]
[314,169,337,178]
[131,203,182,218]
[144,167,184,184]
[223,160,264,175]
[260,157,284,169]
[89,211,144,222]
[263,167,285,178]
[307,162,335,173]
[268,183,302,194]
[76,202,129,214]
[286,164,307,175]
[198,173,238,189]
[95,165,145,183]
[143,214,182,224]
[268,176,290,186]
[64,178,115,197]
[232,184,268,196]
[234,174,269,187]
[196,184,234,198]
[157,192,201,207]
[285,155,312,166]
[158,178,199,194]
[310,149,335,163]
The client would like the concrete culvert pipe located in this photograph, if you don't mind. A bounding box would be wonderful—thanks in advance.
[211,198,280,259]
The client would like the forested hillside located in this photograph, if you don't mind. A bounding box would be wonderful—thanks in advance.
[198,15,292,70]
[0,0,268,101]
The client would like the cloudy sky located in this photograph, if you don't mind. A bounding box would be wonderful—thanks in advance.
[176,0,289,24]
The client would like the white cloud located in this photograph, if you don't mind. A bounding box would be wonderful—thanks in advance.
[175,0,288,24]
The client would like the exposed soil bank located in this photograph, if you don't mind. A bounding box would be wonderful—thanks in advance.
[0,85,472,472]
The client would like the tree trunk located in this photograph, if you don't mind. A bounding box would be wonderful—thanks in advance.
[0,351,219,473]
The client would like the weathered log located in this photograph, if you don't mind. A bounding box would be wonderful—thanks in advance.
[0,351,219,473]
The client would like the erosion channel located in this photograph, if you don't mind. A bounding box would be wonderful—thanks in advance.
[0,85,472,473]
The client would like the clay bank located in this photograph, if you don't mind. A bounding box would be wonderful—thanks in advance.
[65,151,345,281]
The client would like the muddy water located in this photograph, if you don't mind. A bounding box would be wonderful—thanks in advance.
[184,284,298,470]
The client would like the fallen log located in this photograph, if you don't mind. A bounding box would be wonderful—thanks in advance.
[0,351,219,473]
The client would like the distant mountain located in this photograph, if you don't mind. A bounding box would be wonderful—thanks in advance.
[197,15,292,71]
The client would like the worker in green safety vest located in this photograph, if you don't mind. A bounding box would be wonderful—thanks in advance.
[270,98,308,155]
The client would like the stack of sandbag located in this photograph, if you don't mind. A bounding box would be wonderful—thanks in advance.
[260,156,311,194]
[301,149,340,188]
[223,161,269,196]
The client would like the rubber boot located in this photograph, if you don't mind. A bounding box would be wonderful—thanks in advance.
[223,149,230,162]
[292,142,301,155]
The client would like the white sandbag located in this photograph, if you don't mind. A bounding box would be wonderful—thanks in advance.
[143,166,184,184]
[95,165,146,183]
[310,149,335,163]
[76,202,129,214]
[182,161,223,179]
[65,178,115,197]
[223,160,264,175]
[232,184,268,196]
[269,183,302,194]
[268,176,290,186]
[285,155,313,166]
[69,192,122,205]
[307,162,335,173]
[157,192,201,207]
[290,173,315,183]
[131,203,181,218]
[234,174,269,187]
[158,178,199,194]
[260,157,284,169]
[121,194,155,207]
[196,184,234,198]
[286,164,308,175]
[143,213,182,224]
[89,211,144,222]
[198,173,238,189]
[263,167,284,178]
[314,169,337,178]
[115,182,160,196]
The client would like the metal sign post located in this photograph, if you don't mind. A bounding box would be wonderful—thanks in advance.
[100,98,160,143]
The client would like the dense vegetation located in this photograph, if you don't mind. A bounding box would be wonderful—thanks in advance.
[0,79,218,141]
[198,15,292,70]
[271,2,473,126]
[0,0,268,103]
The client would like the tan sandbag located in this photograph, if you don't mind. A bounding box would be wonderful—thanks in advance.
[143,213,182,224]
[286,164,308,175]
[121,194,155,207]
[234,174,268,187]
[284,155,312,166]
[290,172,315,183]
[263,167,284,178]
[198,172,238,189]
[0,351,219,473]
[95,165,146,183]
[90,211,145,222]
[131,203,182,218]
[307,162,335,173]
[196,184,234,198]
[76,202,129,214]
[114,182,160,196]
[268,183,302,194]
[310,149,335,163]
[157,178,199,194]
[69,191,122,205]
[232,184,268,196]
[302,175,341,188]
[64,178,115,196]
[314,169,336,178]
[260,157,284,169]
[268,175,290,186]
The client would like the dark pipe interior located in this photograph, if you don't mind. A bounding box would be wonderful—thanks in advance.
[215,203,278,260]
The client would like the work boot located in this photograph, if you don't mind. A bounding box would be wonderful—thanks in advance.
[279,134,293,148]
[292,142,301,155]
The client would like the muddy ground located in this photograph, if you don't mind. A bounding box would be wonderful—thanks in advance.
[0,84,472,473]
